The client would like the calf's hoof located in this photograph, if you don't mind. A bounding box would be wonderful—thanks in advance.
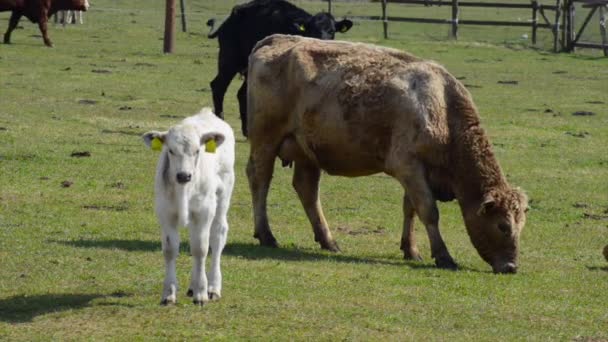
[320,240,341,253]
[160,298,176,306]
[435,256,458,270]
[186,288,193,297]
[208,291,221,301]
[192,299,205,306]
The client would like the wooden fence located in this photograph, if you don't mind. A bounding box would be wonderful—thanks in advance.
[327,0,562,51]
[562,0,608,56]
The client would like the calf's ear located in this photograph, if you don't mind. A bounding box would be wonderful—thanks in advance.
[200,132,225,152]
[142,131,167,150]
[292,21,307,33]
[336,19,353,33]
[477,194,496,216]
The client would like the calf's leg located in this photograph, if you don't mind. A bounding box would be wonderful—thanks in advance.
[292,162,339,252]
[188,217,211,306]
[401,194,422,261]
[3,11,23,44]
[160,217,180,305]
[207,176,233,300]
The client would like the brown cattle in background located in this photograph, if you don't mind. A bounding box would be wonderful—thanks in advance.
[1,0,89,47]
[246,34,528,274]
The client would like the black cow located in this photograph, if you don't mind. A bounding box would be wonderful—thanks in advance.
[207,0,353,136]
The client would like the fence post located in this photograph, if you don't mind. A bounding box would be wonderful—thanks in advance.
[382,0,388,39]
[328,0,332,14]
[553,0,562,52]
[532,0,538,44]
[451,0,459,39]
[180,0,187,33]
[600,4,608,56]
[568,0,576,52]
[164,0,175,53]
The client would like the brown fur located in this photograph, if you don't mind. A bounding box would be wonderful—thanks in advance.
[246,35,528,273]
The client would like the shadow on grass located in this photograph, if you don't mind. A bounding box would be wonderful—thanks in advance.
[586,265,608,272]
[54,238,478,271]
[0,292,131,323]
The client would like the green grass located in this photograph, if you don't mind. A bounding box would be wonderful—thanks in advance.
[1,0,607,340]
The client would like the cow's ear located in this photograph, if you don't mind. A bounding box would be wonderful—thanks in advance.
[336,19,353,33]
[477,194,496,216]
[200,132,225,153]
[142,131,167,151]
[293,21,307,33]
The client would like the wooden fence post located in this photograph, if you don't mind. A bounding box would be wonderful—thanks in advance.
[452,0,459,39]
[382,0,388,39]
[553,0,562,52]
[328,0,332,14]
[532,0,538,44]
[164,0,175,53]
[180,0,187,33]
[600,4,608,56]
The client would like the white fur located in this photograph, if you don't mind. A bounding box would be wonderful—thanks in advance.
[143,107,235,305]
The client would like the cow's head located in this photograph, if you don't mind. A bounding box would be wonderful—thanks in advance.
[143,126,225,185]
[293,13,353,40]
[462,187,528,274]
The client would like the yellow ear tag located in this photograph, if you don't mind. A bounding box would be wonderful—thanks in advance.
[151,137,163,151]
[205,139,217,153]
[299,24,306,32]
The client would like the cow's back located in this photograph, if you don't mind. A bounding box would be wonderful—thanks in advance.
[248,35,454,176]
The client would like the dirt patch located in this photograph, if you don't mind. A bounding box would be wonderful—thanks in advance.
[498,80,519,85]
[0,127,7,131]
[583,213,608,221]
[160,114,184,119]
[61,180,74,188]
[134,62,156,67]
[92,69,112,74]
[336,226,386,236]
[464,84,482,89]
[572,111,596,116]
[565,131,590,138]
[101,129,140,136]
[109,182,126,189]
[83,203,129,212]
[71,151,91,158]
[586,101,604,105]
[78,99,98,105]
[119,106,133,111]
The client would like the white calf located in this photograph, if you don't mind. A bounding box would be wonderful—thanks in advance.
[55,11,84,25]
[143,107,235,305]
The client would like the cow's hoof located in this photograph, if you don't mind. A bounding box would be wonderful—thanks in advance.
[256,233,279,248]
[186,288,193,297]
[403,252,423,261]
[320,240,340,252]
[208,292,221,301]
[192,299,205,306]
[435,256,458,270]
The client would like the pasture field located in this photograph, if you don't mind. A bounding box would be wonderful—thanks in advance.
[1,0,607,340]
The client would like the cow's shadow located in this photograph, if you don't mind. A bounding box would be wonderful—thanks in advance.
[54,238,477,271]
[0,292,131,323]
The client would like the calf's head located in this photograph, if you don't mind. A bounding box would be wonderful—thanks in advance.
[293,13,353,40]
[143,126,225,185]
[463,188,528,274]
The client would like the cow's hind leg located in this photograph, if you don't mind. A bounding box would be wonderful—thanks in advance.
[401,193,422,261]
[292,162,339,252]
[3,11,23,44]
[160,217,180,305]
[237,80,248,137]
[246,147,279,248]
[398,163,456,269]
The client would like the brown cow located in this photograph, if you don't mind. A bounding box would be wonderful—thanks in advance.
[246,34,528,274]
[1,0,89,47]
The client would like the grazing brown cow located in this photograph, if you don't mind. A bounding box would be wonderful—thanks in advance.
[246,34,528,274]
[1,0,89,47]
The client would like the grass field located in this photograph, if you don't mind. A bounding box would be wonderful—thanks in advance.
[1,0,607,340]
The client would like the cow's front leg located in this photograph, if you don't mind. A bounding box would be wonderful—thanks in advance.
[3,11,23,44]
[188,210,213,305]
[38,17,53,47]
[400,193,422,261]
[246,147,279,248]
[160,218,180,305]
[292,161,339,252]
[398,163,456,269]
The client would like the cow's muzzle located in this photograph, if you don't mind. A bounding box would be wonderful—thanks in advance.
[493,262,518,274]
